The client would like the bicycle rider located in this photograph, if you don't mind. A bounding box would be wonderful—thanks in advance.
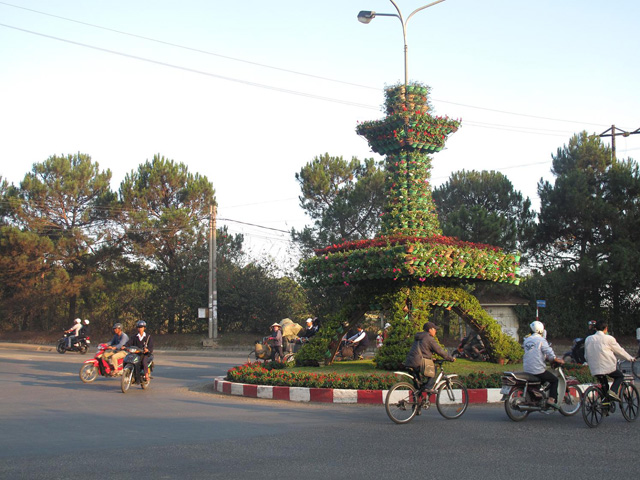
[404,322,455,392]
[584,319,635,402]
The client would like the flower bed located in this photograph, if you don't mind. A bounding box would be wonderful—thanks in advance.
[226,362,596,390]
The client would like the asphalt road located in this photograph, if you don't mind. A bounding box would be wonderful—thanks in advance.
[0,346,638,480]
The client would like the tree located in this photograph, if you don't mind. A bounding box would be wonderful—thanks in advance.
[433,170,536,253]
[291,153,385,254]
[532,132,640,333]
[118,154,215,334]
[4,153,117,323]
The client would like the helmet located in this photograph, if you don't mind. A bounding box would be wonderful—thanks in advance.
[74,318,82,324]
[136,320,147,328]
[588,320,596,327]
[530,321,545,334]
[384,323,391,329]
[84,319,90,325]
[113,323,123,331]
[306,318,313,324]
[271,323,280,328]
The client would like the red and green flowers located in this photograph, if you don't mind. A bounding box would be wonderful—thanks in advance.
[299,81,520,288]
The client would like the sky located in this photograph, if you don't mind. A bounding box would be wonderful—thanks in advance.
[1,0,639,270]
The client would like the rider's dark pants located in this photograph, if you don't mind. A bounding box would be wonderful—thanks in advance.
[534,370,559,402]
[270,345,283,362]
[142,354,153,376]
[353,343,367,358]
[596,370,625,398]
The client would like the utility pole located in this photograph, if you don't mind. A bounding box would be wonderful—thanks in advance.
[208,204,218,339]
[599,125,640,161]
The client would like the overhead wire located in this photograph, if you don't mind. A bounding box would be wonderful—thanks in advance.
[0,2,611,131]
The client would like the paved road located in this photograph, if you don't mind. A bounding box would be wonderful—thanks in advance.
[0,347,638,479]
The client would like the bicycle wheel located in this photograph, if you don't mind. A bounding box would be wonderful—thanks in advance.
[559,386,583,416]
[385,382,420,424]
[436,379,469,419]
[504,386,529,422]
[582,386,605,428]
[620,382,639,422]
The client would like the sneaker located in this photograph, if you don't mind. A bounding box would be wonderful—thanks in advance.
[608,391,621,402]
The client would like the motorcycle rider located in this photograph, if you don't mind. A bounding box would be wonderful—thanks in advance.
[584,319,635,402]
[298,318,318,343]
[78,319,90,342]
[347,326,369,360]
[523,320,564,409]
[64,318,83,348]
[123,320,154,381]
[462,330,484,359]
[100,323,130,374]
[404,322,455,391]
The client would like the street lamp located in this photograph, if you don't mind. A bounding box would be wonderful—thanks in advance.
[357,0,447,88]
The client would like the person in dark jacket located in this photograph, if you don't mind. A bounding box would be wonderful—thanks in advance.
[123,320,154,381]
[405,322,454,390]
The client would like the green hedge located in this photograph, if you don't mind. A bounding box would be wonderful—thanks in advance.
[226,362,595,389]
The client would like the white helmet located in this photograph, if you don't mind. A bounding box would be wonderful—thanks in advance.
[529,321,544,334]
[84,319,90,325]
[74,318,82,324]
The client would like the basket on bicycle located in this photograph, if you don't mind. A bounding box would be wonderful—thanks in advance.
[254,340,271,360]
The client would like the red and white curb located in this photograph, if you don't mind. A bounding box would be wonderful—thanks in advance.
[213,376,505,404]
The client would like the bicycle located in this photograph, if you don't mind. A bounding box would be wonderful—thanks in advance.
[581,361,639,428]
[247,337,296,364]
[385,359,469,424]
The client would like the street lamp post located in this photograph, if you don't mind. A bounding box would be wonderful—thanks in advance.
[358,0,447,89]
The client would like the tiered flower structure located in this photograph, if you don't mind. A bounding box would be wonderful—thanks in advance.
[300,83,520,287]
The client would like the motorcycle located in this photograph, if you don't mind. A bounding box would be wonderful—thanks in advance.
[79,343,124,383]
[57,332,90,354]
[120,346,154,393]
[501,362,583,421]
[451,337,489,362]
[562,337,586,364]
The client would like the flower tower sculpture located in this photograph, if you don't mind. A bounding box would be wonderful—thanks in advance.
[297,82,522,368]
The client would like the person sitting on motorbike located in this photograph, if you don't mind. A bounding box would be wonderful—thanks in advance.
[100,323,130,374]
[463,330,484,359]
[584,319,635,402]
[347,326,369,360]
[523,320,564,409]
[267,323,283,362]
[404,322,455,391]
[298,318,318,343]
[123,320,154,381]
[77,319,90,342]
[64,318,83,348]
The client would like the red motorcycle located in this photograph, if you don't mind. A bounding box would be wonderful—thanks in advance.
[79,343,124,383]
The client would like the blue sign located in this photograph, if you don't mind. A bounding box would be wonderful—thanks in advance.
[536,300,546,308]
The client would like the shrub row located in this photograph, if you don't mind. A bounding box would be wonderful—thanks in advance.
[225,362,596,390]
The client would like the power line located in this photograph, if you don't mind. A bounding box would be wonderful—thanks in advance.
[0,23,379,111]
[0,3,610,129]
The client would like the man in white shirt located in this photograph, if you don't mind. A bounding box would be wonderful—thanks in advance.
[585,319,635,402]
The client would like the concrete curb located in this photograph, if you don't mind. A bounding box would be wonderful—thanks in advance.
[213,376,505,404]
